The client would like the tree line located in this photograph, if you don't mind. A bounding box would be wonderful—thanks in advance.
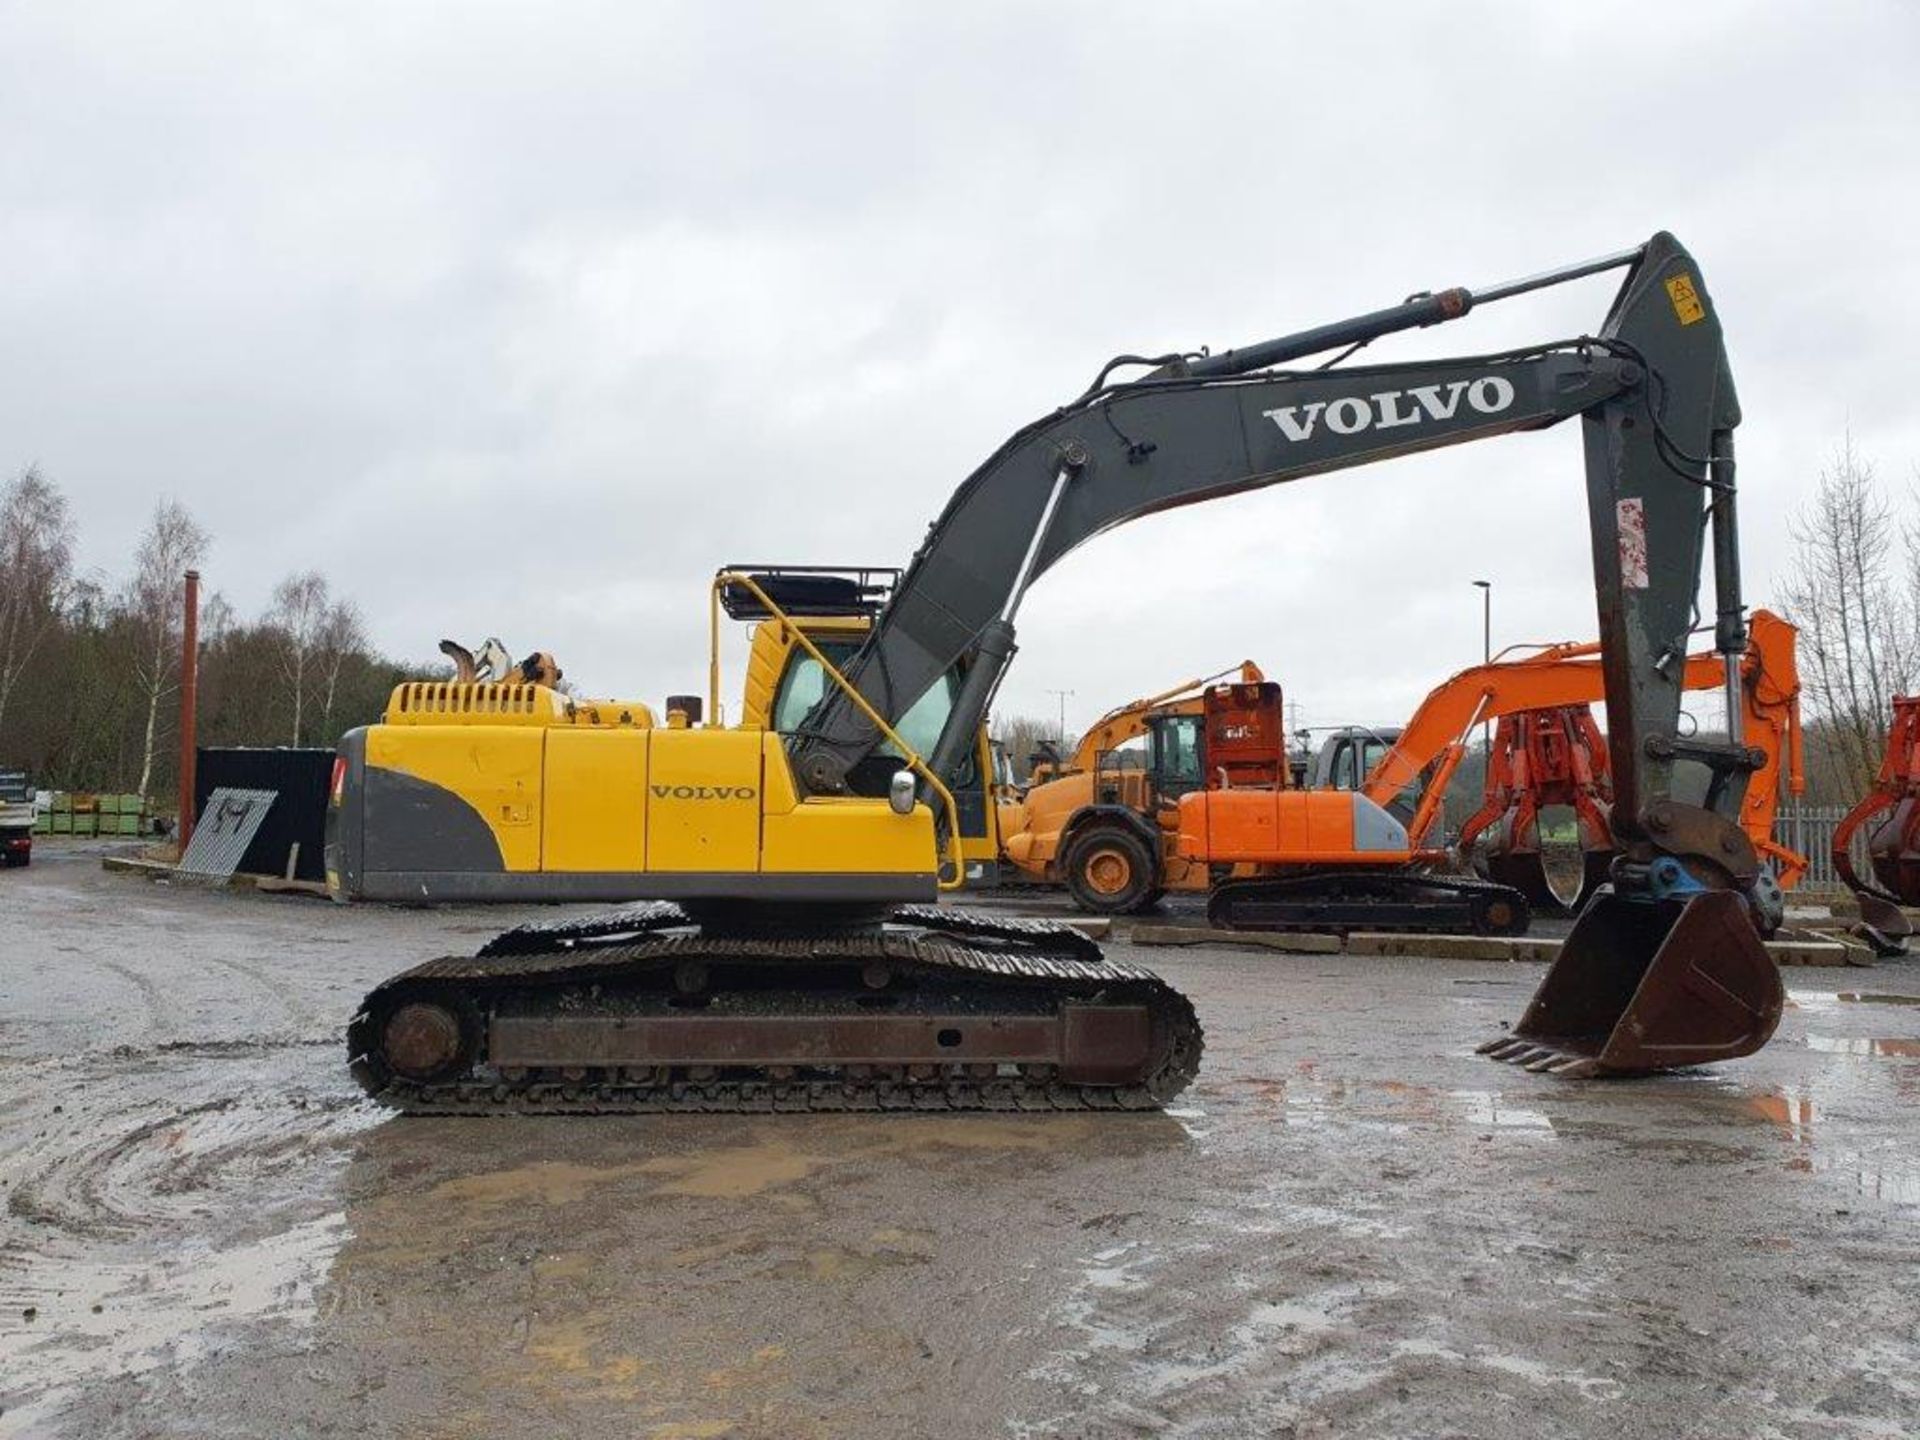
[0,466,430,805]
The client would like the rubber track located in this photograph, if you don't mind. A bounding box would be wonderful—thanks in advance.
[350,911,1202,1115]
[1208,870,1531,936]
[478,901,690,956]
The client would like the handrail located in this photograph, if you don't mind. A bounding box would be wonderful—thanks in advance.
[710,570,965,891]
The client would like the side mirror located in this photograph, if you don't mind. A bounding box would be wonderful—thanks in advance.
[889,770,918,816]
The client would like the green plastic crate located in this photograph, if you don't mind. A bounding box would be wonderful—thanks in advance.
[51,813,72,834]
[115,814,141,836]
[34,813,50,834]
[51,792,72,814]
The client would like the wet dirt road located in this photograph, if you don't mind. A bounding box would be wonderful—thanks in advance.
[4,851,1920,1438]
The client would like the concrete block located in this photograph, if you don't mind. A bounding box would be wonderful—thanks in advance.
[1343,933,1563,963]
[1766,936,1864,967]
[1058,918,1111,939]
[1128,924,1343,955]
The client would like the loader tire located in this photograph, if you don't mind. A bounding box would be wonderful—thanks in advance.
[1064,825,1159,915]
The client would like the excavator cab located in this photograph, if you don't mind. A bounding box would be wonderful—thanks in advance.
[1309,727,1427,830]
[734,565,1004,879]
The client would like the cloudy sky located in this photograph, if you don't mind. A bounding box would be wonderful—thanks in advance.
[4,2,1917,741]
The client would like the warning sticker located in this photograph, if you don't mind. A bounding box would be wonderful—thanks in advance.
[1617,497,1650,588]
[1665,273,1705,326]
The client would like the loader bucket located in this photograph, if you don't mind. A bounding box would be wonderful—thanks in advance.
[1479,889,1782,1077]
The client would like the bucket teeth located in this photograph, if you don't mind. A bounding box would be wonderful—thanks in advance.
[1478,1037,1603,1078]
[1478,1038,1534,1061]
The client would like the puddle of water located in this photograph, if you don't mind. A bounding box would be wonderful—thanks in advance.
[1448,1089,1554,1132]
[1804,1035,1920,1058]
[1745,1089,1817,1140]
[1242,1299,1339,1335]
[1392,1338,1621,1398]
[1807,1147,1920,1205]
[0,1214,346,1429]
[421,1139,824,1211]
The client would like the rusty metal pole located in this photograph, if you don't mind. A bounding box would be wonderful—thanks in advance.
[176,569,200,850]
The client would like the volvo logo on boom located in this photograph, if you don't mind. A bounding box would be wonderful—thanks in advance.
[1263,376,1516,443]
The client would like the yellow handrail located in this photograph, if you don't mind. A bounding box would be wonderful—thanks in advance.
[710,571,966,892]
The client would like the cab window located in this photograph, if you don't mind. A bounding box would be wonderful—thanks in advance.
[772,645,959,761]
[1153,715,1205,795]
[1330,740,1360,791]
[771,641,860,734]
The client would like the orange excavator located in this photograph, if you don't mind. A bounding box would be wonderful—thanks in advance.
[1182,610,1803,936]
[1832,695,1920,952]
[1456,609,1804,912]
[996,662,1271,911]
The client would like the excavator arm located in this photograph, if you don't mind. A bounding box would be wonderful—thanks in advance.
[790,232,1783,1076]
[789,234,1747,896]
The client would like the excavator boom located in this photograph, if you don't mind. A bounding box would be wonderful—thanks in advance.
[788,231,1779,1077]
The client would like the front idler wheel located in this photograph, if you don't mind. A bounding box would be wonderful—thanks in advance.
[378,990,479,1083]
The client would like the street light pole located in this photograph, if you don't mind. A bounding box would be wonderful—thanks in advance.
[1472,579,1492,756]
[1046,688,1075,748]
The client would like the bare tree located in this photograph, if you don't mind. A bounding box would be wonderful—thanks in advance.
[268,571,330,745]
[0,467,75,739]
[1782,437,1919,796]
[992,713,1063,782]
[200,589,236,647]
[316,598,367,741]
[124,499,211,799]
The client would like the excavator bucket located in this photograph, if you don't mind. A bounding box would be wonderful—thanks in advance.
[1479,890,1782,1077]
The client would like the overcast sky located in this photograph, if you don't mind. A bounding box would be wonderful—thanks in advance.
[4,2,1917,741]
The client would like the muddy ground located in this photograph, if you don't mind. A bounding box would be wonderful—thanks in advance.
[3,847,1919,1439]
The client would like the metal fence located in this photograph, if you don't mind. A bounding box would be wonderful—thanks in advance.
[1774,805,1867,891]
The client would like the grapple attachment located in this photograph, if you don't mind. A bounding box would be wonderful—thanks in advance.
[1479,889,1782,1077]
[1483,846,1614,917]
[1851,889,1913,959]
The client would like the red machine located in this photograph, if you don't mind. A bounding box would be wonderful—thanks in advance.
[1832,696,1920,949]
[1459,706,1615,913]
[1452,609,1804,917]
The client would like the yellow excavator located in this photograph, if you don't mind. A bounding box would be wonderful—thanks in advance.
[334,232,1785,1108]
